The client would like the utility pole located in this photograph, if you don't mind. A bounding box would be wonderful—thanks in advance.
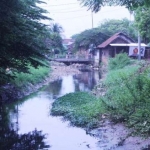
[138,31,141,60]
[91,11,93,28]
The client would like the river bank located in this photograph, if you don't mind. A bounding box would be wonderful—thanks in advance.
[50,62,150,150]
[0,61,81,103]
[1,61,150,150]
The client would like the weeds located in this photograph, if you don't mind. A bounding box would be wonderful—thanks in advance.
[51,92,106,129]
[103,57,150,135]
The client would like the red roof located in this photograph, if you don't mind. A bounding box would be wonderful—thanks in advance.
[97,32,134,48]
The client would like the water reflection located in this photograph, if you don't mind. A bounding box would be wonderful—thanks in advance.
[0,103,50,150]
[6,71,101,150]
[59,75,75,96]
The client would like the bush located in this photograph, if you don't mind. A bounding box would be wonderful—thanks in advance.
[51,92,106,129]
[108,53,132,71]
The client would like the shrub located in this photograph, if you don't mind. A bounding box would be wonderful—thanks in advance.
[108,53,132,71]
[102,63,150,135]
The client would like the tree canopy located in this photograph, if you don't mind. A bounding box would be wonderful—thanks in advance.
[0,0,59,85]
[72,28,109,50]
[134,6,150,43]
[98,18,137,41]
[72,18,138,51]
[78,0,150,12]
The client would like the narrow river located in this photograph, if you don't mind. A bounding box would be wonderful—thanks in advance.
[9,71,102,150]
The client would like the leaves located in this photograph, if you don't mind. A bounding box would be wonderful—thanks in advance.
[78,0,150,12]
[0,0,51,85]
[51,92,105,129]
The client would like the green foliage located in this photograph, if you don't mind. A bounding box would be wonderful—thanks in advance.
[134,6,150,43]
[46,23,64,53]
[108,53,132,70]
[102,61,150,135]
[51,92,106,129]
[72,28,108,51]
[79,0,150,12]
[72,18,138,52]
[11,65,50,87]
[0,0,52,85]
[98,18,138,42]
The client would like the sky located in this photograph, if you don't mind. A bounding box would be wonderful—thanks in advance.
[39,0,134,38]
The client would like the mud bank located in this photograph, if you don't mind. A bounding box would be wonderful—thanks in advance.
[87,118,150,150]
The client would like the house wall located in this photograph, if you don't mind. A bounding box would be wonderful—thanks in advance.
[100,38,131,65]
[93,49,100,66]
[101,47,110,65]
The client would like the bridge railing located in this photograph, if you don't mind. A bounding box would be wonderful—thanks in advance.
[55,54,94,61]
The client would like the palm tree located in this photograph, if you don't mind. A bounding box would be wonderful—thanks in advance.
[50,23,63,34]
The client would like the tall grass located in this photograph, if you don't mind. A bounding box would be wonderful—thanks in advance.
[12,65,50,87]
[102,54,150,135]
[108,52,133,70]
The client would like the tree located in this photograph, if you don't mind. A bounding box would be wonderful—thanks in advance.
[46,23,64,55]
[50,23,63,34]
[72,28,109,51]
[0,0,51,85]
[72,18,138,52]
[78,0,150,12]
[98,18,138,41]
[134,6,150,43]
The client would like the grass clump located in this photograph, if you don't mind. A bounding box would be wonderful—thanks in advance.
[11,65,50,87]
[51,92,106,129]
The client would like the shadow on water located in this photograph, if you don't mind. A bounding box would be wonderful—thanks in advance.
[1,70,101,150]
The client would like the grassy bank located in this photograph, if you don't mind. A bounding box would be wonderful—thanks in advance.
[11,65,51,88]
[51,92,106,129]
[51,53,150,136]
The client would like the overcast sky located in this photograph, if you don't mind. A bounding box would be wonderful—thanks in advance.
[40,0,134,38]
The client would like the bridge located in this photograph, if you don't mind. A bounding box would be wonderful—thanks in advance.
[53,58,94,65]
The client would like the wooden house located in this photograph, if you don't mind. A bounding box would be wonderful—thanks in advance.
[97,32,135,65]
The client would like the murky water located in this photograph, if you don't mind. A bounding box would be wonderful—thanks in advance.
[9,71,102,150]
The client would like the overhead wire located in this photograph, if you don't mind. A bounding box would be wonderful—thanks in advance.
[42,2,79,7]
[49,8,124,21]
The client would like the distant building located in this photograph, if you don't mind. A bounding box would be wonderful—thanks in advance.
[62,39,74,54]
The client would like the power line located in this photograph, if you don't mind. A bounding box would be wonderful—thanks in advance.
[49,8,124,20]
[56,14,91,21]
[43,7,80,11]
[44,3,78,7]
[46,7,123,14]
[49,9,84,13]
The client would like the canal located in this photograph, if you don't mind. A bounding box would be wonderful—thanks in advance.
[7,71,101,150]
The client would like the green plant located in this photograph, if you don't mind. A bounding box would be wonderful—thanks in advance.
[108,53,132,71]
[11,65,50,87]
[51,92,106,129]
[102,63,150,135]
